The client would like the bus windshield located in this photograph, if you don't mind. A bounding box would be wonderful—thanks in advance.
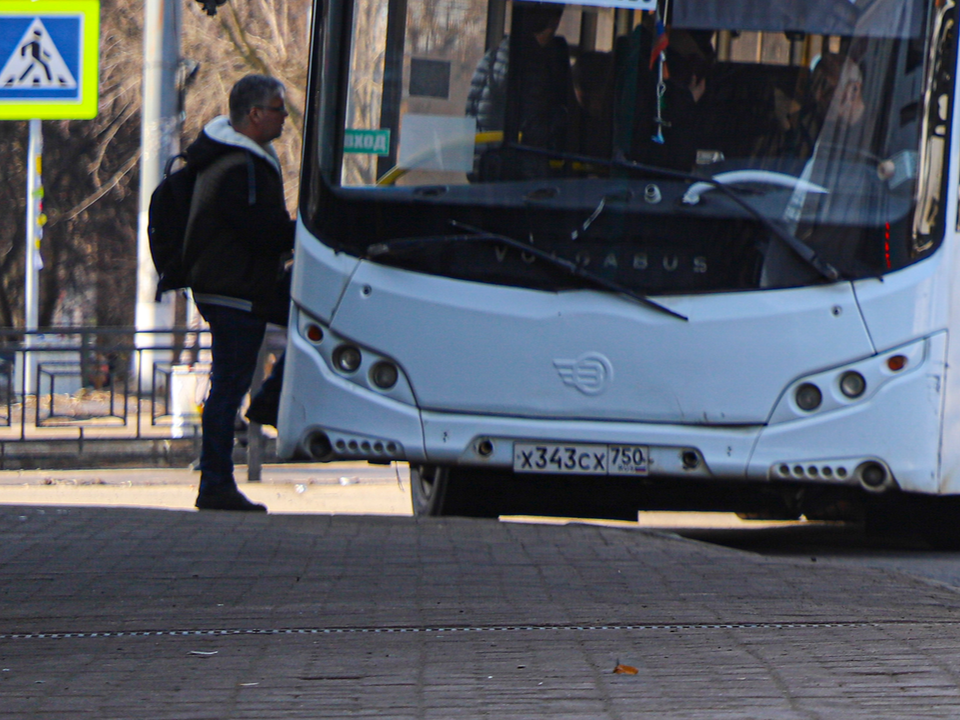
[305,0,952,293]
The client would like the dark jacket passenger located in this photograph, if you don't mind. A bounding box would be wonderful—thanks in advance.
[465,5,573,181]
[615,27,711,172]
[183,116,295,314]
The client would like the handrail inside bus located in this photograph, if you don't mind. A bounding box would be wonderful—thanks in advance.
[376,131,504,186]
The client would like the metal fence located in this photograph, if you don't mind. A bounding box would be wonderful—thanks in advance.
[0,326,285,471]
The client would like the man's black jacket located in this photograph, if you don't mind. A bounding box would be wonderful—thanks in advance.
[183,116,295,315]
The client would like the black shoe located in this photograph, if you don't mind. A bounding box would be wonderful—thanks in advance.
[195,487,267,513]
[245,388,280,427]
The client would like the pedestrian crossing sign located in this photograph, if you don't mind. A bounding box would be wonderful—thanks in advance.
[0,0,99,119]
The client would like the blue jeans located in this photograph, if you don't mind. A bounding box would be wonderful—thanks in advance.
[196,303,266,493]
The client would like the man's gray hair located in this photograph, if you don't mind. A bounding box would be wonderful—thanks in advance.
[229,74,285,126]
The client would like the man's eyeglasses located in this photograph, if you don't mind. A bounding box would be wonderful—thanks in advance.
[255,104,288,115]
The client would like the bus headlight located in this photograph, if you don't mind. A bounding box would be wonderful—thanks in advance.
[333,344,362,373]
[294,310,416,405]
[839,371,866,399]
[795,383,822,411]
[769,337,929,425]
[370,361,399,390]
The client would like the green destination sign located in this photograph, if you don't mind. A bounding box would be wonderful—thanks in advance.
[344,128,390,156]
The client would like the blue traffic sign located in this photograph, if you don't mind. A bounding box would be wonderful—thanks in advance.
[0,0,99,119]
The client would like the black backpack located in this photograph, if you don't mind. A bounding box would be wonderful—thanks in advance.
[147,153,196,300]
[148,150,257,300]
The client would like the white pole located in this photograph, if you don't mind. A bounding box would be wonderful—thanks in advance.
[24,118,43,396]
[135,0,181,391]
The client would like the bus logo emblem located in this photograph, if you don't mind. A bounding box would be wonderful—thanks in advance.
[553,353,614,396]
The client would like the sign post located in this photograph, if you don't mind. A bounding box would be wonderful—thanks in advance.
[135,0,181,393]
[23,118,42,392]
[0,0,99,395]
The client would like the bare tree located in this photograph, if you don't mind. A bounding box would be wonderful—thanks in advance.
[0,0,143,329]
[0,123,27,328]
[182,0,311,210]
[0,0,313,330]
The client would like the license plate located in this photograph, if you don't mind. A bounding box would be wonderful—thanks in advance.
[607,444,650,475]
[513,443,649,476]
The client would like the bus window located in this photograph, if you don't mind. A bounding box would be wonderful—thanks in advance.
[318,0,947,292]
[342,0,388,187]
[342,0,488,188]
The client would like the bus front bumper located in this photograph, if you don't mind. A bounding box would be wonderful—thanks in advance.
[278,327,946,497]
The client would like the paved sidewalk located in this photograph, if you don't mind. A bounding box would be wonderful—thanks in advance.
[3,504,960,718]
[0,463,412,515]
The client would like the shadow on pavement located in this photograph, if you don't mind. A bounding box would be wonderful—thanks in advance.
[673,520,933,555]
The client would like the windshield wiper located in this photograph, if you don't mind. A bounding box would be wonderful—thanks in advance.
[509,143,841,283]
[367,222,688,321]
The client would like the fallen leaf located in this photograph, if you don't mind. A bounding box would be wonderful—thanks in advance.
[613,664,639,675]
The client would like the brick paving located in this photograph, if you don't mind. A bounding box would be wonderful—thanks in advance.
[3,504,960,718]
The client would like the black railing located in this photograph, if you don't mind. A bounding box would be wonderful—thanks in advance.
[0,326,286,470]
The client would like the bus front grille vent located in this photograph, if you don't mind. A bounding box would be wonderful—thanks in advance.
[306,430,405,462]
[770,458,897,492]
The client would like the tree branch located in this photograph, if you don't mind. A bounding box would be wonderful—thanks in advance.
[49,149,141,226]
[221,4,271,76]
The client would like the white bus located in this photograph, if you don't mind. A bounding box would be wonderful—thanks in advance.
[278,0,960,540]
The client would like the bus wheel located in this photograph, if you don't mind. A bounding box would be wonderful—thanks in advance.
[866,494,960,550]
[411,465,449,516]
[918,497,960,551]
[410,465,500,518]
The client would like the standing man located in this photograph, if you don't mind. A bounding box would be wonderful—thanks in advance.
[183,74,295,512]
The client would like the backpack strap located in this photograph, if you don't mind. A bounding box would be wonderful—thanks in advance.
[163,152,189,178]
[244,151,257,205]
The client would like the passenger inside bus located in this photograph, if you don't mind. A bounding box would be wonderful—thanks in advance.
[787,56,872,226]
[464,2,575,182]
[614,25,715,172]
[571,50,615,160]
[764,54,891,286]
[752,52,846,168]
[465,7,857,184]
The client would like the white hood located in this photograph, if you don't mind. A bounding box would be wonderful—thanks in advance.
[202,115,282,175]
